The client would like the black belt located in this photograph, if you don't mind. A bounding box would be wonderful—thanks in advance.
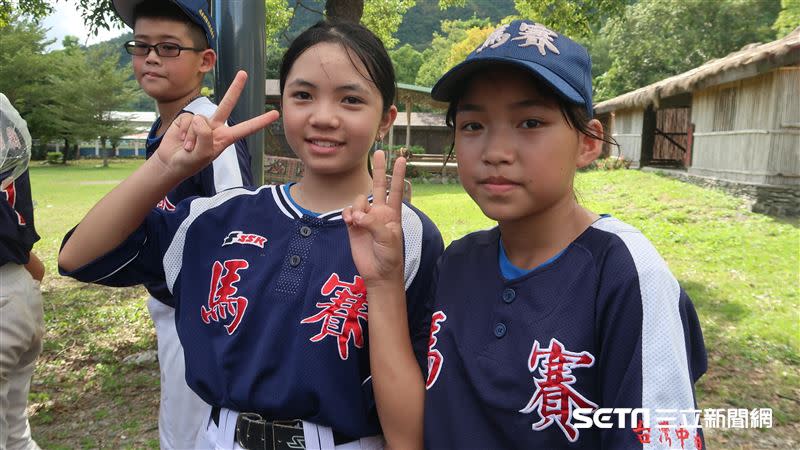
[211,406,356,449]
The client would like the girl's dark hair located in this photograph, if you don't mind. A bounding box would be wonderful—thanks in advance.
[443,73,618,158]
[279,20,396,113]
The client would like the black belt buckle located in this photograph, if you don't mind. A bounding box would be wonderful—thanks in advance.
[235,412,305,450]
[271,420,306,449]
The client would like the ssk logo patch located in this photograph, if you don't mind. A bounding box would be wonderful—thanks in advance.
[223,231,267,248]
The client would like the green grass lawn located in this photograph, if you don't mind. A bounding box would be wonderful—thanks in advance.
[27,160,799,448]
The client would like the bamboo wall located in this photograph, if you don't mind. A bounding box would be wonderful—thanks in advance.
[610,109,644,167]
[690,67,800,185]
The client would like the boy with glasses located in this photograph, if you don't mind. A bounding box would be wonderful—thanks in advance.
[111,1,252,448]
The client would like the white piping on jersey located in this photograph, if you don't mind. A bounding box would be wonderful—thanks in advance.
[361,375,372,386]
[272,184,301,218]
[162,183,425,295]
[591,217,695,431]
[183,97,244,193]
[271,183,371,221]
[400,204,423,290]
[91,237,147,283]
[163,186,270,292]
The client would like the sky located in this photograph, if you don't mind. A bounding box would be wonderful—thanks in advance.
[42,1,125,51]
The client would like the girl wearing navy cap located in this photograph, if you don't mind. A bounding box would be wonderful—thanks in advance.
[346,19,707,449]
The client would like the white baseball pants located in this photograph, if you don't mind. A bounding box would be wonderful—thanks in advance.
[0,263,43,450]
[147,296,210,449]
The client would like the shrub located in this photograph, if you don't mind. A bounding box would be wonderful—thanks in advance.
[585,156,630,171]
[46,152,63,164]
[386,144,425,155]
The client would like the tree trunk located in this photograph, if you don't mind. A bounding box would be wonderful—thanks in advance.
[101,136,108,168]
[325,0,364,23]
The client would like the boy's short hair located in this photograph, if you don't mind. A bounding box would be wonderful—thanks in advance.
[113,0,216,50]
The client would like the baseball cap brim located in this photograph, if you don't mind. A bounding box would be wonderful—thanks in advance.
[111,0,141,29]
[431,57,585,108]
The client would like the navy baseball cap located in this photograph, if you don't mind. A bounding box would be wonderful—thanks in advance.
[112,0,216,50]
[431,20,593,117]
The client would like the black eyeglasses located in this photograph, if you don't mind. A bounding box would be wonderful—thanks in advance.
[124,40,205,57]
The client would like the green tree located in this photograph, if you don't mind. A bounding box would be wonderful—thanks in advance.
[595,0,781,101]
[0,0,51,27]
[40,37,135,164]
[83,48,137,167]
[415,17,494,87]
[361,0,416,48]
[773,0,800,37]
[0,18,63,157]
[390,44,423,84]
[513,0,625,39]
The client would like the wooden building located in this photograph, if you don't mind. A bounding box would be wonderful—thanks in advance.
[595,28,800,215]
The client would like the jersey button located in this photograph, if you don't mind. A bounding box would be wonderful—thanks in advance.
[494,322,507,338]
[502,288,516,304]
[289,255,302,267]
[299,226,312,237]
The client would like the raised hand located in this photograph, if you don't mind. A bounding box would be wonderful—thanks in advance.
[343,150,407,286]
[155,71,280,179]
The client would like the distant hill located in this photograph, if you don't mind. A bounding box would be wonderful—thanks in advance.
[275,0,515,48]
[396,0,515,50]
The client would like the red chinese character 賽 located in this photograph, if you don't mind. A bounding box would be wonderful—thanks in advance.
[519,338,597,442]
[301,273,368,360]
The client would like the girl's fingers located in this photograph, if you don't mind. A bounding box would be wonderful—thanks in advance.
[174,113,191,141]
[352,194,370,215]
[371,150,387,206]
[182,115,200,151]
[192,114,214,155]
[211,70,248,127]
[219,110,280,149]
[342,205,353,225]
[387,156,406,211]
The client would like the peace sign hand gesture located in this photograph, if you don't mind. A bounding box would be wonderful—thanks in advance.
[155,71,279,181]
[343,150,407,287]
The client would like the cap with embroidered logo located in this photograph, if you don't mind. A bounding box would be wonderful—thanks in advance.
[431,20,593,117]
[112,0,216,50]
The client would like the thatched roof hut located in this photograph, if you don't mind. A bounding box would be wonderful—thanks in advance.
[594,28,800,216]
[596,28,800,114]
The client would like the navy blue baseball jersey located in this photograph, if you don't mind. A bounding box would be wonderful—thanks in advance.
[0,170,39,266]
[60,184,443,438]
[423,216,707,449]
[145,96,252,306]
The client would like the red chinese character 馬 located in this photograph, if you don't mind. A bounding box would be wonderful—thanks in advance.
[201,259,250,335]
[426,311,447,389]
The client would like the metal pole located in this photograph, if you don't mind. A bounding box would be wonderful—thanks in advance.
[214,0,266,185]
[405,102,411,150]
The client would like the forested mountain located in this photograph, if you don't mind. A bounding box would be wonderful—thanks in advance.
[395,0,515,50]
